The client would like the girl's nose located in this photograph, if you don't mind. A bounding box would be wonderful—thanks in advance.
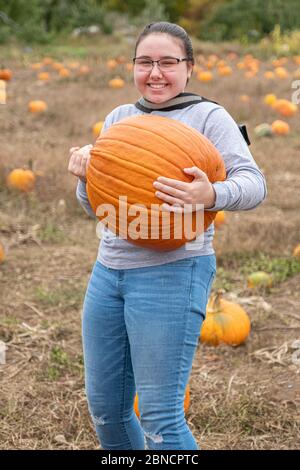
[149,63,163,78]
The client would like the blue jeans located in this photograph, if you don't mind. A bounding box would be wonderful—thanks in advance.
[82,255,216,450]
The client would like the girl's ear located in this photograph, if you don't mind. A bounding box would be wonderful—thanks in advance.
[187,63,194,80]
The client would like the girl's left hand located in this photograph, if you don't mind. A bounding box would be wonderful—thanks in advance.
[153,167,216,213]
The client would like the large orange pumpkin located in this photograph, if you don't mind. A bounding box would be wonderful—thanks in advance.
[86,115,226,250]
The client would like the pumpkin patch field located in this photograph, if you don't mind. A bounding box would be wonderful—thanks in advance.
[1,41,300,450]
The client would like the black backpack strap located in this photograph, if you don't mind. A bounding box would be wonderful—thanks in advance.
[238,124,251,146]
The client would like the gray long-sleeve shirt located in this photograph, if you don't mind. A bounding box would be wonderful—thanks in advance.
[76,101,267,269]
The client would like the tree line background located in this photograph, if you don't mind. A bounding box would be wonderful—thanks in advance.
[1,0,300,44]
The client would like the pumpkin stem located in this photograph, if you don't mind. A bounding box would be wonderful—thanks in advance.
[27,159,33,171]
[210,289,225,311]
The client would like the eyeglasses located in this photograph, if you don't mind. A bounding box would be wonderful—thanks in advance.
[133,57,188,72]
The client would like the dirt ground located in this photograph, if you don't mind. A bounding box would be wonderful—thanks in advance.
[1,43,300,449]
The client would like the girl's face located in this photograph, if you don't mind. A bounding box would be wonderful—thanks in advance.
[134,33,193,104]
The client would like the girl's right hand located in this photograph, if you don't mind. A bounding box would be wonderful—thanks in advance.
[68,144,93,182]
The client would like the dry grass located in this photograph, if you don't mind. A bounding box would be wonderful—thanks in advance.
[1,38,300,450]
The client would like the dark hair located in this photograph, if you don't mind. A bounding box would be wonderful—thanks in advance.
[134,22,195,66]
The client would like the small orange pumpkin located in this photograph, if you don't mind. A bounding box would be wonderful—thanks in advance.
[37,72,50,81]
[218,65,232,76]
[264,94,277,106]
[6,169,36,192]
[205,60,215,69]
[92,120,104,138]
[28,100,48,113]
[197,71,213,82]
[200,292,251,346]
[272,99,297,117]
[134,384,190,418]
[59,67,71,77]
[264,71,275,79]
[106,59,118,70]
[0,68,12,81]
[52,62,64,71]
[274,67,289,79]
[108,77,125,88]
[271,120,290,135]
[292,244,300,260]
[214,211,226,228]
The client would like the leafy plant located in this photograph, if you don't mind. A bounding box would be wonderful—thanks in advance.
[260,24,300,55]
[199,0,300,42]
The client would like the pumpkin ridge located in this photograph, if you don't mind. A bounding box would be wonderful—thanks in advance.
[115,115,211,150]
[87,179,162,213]
[107,121,217,173]
[98,135,221,184]
[99,136,196,175]
[91,147,164,180]
[141,118,217,166]
[88,163,159,199]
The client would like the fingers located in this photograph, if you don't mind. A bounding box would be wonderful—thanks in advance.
[153,181,186,198]
[70,144,93,179]
[69,146,80,155]
[183,167,207,179]
[69,144,92,157]
[156,176,188,190]
[161,203,184,214]
[79,154,88,174]
[155,190,184,207]
[68,145,90,178]
[161,202,203,214]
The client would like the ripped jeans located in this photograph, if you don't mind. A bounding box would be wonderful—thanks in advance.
[82,255,216,450]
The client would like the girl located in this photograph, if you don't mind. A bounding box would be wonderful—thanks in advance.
[68,22,267,450]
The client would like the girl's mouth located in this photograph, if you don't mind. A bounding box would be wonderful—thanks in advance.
[147,84,168,89]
